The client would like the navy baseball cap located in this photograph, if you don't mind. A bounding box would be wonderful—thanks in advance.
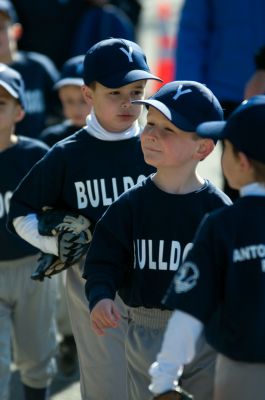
[83,38,162,88]
[0,63,26,109]
[54,55,85,90]
[196,95,265,164]
[0,0,17,22]
[133,80,223,131]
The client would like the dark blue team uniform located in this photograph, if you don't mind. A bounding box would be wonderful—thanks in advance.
[40,120,79,147]
[11,51,59,138]
[84,177,231,310]
[8,128,154,233]
[1,136,48,260]
[165,195,265,363]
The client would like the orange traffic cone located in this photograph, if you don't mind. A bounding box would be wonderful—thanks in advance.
[152,1,176,92]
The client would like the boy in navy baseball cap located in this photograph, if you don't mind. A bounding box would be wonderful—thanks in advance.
[149,95,265,400]
[8,37,160,400]
[84,80,231,400]
[0,62,57,400]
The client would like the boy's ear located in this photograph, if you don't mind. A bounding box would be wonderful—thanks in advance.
[10,23,23,41]
[238,151,252,171]
[81,85,93,102]
[15,106,25,123]
[195,138,215,161]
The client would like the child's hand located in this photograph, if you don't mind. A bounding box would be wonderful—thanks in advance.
[90,299,121,336]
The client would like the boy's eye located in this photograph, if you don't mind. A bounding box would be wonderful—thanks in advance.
[164,127,174,133]
[145,120,154,128]
[131,90,144,97]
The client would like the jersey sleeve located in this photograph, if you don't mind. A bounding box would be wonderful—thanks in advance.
[7,145,66,233]
[164,213,223,324]
[84,193,133,311]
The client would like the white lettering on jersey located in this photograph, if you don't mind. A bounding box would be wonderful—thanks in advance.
[119,46,133,62]
[137,239,146,269]
[74,175,146,209]
[233,244,265,271]
[0,191,12,217]
[100,179,112,206]
[233,245,265,261]
[135,239,192,271]
[25,90,45,113]
[169,241,181,271]
[172,85,192,101]
[148,240,156,269]
[158,240,167,270]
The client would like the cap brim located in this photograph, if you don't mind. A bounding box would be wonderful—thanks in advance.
[99,70,162,88]
[132,98,197,131]
[54,78,84,89]
[133,98,171,117]
[196,121,227,140]
[0,80,19,99]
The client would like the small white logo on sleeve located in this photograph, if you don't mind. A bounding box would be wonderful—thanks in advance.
[174,261,199,293]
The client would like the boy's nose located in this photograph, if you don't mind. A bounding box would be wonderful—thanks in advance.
[121,96,132,108]
[143,127,158,139]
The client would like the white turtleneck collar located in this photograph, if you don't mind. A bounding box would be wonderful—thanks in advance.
[85,109,141,141]
[240,182,265,197]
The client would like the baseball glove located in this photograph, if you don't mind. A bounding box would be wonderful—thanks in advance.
[31,208,92,281]
[153,387,193,400]
[38,207,91,236]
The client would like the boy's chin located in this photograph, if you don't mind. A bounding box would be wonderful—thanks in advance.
[144,157,157,168]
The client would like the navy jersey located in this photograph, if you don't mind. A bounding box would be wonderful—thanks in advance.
[7,128,154,235]
[40,121,79,147]
[11,51,60,138]
[165,196,265,363]
[1,136,48,260]
[84,177,231,311]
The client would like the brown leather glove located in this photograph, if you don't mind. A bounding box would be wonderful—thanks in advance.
[153,387,193,400]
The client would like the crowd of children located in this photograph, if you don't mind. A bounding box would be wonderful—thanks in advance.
[0,1,264,400]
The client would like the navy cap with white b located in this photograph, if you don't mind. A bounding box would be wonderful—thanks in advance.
[133,80,223,131]
[0,63,26,109]
[83,38,162,88]
[196,95,265,164]
[54,55,85,90]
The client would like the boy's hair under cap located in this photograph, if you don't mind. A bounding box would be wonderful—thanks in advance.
[83,38,162,88]
[54,55,85,90]
[132,80,223,131]
[196,95,265,164]
[0,63,26,109]
[0,0,17,22]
